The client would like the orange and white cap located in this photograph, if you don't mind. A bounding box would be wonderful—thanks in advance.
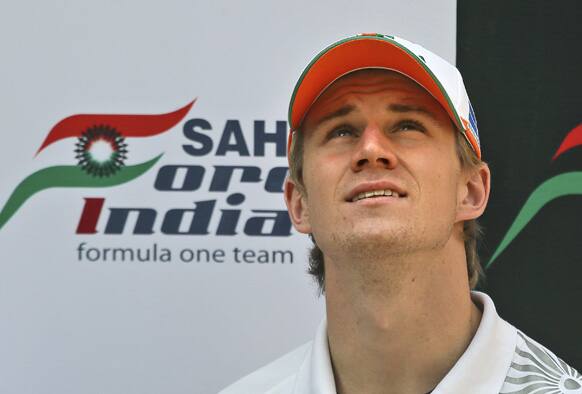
[288,33,481,159]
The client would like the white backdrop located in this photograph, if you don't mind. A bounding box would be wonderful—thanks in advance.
[0,1,456,393]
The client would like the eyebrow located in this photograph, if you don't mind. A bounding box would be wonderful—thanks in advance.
[388,103,437,120]
[313,102,439,129]
[314,104,356,127]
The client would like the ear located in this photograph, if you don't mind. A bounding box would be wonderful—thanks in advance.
[456,163,491,222]
[284,177,312,234]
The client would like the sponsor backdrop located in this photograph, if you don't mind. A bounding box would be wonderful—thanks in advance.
[458,0,582,369]
[0,1,456,393]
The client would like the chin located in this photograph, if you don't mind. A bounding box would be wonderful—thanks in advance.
[329,227,415,259]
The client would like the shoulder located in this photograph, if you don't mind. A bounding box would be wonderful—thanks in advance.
[499,329,581,393]
[218,342,312,394]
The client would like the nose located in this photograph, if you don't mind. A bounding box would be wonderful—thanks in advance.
[351,123,398,171]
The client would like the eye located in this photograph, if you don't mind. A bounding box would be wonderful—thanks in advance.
[395,119,426,133]
[328,125,357,139]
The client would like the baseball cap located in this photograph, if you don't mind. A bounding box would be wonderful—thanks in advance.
[288,33,481,159]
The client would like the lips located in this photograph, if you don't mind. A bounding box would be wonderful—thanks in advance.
[346,182,407,202]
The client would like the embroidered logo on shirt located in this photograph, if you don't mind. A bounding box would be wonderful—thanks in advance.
[500,331,581,394]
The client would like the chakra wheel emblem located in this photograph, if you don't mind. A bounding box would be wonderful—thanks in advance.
[75,125,128,177]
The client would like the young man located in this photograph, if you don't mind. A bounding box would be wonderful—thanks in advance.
[220,34,581,394]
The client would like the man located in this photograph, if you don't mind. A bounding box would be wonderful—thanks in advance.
[220,33,581,394]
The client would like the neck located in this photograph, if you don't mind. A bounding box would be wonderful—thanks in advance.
[324,238,482,394]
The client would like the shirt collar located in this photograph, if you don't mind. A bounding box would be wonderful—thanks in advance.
[292,313,337,394]
[431,292,517,393]
[292,291,517,394]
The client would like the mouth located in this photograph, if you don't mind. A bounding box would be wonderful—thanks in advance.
[346,183,408,203]
[350,188,404,202]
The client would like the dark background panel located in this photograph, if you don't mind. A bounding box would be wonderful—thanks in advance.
[457,0,582,369]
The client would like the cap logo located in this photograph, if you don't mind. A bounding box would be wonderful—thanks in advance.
[468,101,480,145]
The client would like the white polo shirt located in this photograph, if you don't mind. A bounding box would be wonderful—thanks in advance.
[219,292,581,394]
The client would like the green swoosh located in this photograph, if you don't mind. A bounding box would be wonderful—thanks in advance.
[0,155,162,231]
[487,171,582,268]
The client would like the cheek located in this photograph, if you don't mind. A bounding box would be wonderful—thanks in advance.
[422,140,461,200]
[302,149,340,195]
[420,161,460,209]
[301,156,343,221]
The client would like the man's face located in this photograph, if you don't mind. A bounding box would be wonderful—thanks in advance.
[286,69,472,262]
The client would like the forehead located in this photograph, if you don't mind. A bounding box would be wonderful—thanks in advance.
[302,69,449,129]
[324,68,425,95]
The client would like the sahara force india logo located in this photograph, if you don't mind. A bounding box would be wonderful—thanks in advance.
[0,101,194,231]
[488,123,582,267]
